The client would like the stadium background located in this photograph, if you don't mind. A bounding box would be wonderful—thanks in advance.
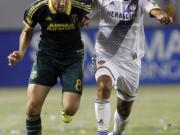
[0,0,180,135]
[0,0,180,86]
[0,0,180,87]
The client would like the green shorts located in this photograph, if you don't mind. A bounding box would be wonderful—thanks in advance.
[29,51,84,94]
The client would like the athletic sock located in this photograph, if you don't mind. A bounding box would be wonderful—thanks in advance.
[95,98,111,135]
[113,110,129,135]
[26,113,41,135]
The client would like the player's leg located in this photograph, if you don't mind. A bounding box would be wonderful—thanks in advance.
[26,51,58,135]
[26,84,50,135]
[111,80,137,135]
[61,92,81,123]
[95,75,113,135]
[112,98,134,135]
[93,55,115,135]
[111,60,141,135]
[60,56,83,123]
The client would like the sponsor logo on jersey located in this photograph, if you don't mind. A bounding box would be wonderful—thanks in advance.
[107,11,136,20]
[107,0,137,20]
[47,23,75,31]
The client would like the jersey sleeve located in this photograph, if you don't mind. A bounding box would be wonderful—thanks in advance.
[140,0,160,14]
[23,4,40,28]
[72,0,92,15]
[87,0,101,18]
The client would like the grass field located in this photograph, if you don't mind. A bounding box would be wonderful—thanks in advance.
[0,85,180,135]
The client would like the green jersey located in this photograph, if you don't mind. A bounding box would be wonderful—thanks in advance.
[24,0,91,56]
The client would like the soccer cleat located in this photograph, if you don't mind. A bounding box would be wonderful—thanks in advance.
[98,131,109,135]
[108,132,125,135]
[61,111,73,123]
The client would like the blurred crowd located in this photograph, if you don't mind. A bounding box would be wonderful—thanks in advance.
[0,0,179,29]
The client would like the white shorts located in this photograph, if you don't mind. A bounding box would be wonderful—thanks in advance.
[93,54,141,101]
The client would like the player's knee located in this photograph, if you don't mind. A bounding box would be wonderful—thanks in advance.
[26,100,42,113]
[63,107,76,116]
[97,87,111,99]
[97,76,112,99]
[63,99,79,116]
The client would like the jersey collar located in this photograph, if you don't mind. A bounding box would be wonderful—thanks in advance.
[49,0,71,15]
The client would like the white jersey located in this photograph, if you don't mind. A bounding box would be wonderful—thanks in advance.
[91,0,160,61]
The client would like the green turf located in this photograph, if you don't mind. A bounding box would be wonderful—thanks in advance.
[0,85,180,135]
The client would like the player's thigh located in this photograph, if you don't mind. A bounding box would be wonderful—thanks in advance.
[115,60,141,101]
[60,59,83,94]
[29,51,59,87]
[93,55,116,86]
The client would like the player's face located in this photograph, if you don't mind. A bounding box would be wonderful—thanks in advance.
[53,0,67,13]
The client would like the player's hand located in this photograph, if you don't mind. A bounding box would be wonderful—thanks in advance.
[156,11,173,24]
[7,51,24,66]
[78,16,90,28]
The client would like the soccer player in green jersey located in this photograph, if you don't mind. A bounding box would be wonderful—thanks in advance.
[7,0,91,134]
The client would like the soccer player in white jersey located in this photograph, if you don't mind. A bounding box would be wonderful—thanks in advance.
[88,0,173,135]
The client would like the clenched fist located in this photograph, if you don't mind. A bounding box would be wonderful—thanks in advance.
[8,51,24,66]
[150,9,173,25]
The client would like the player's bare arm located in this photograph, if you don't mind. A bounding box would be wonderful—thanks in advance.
[150,9,173,24]
[8,24,33,66]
